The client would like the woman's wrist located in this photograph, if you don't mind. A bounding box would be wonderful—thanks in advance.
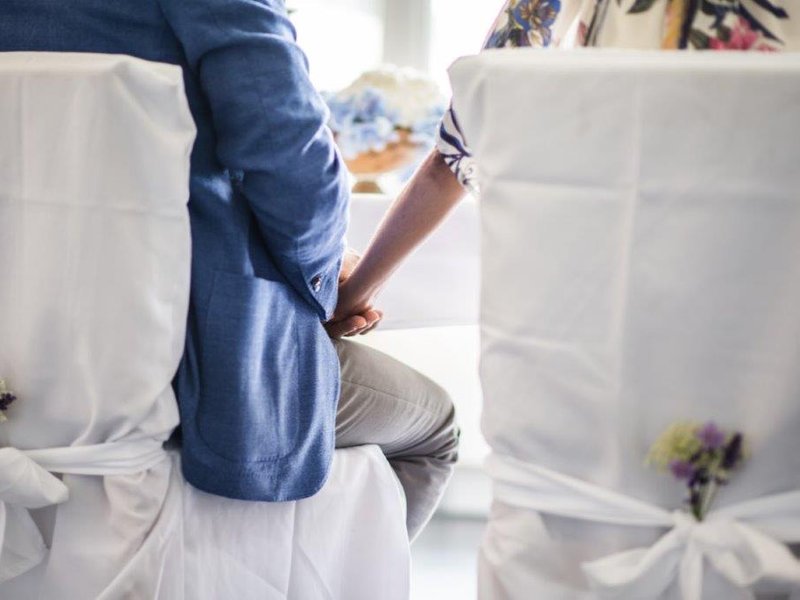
[336,274,374,317]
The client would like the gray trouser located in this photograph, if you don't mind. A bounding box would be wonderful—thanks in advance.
[333,339,460,541]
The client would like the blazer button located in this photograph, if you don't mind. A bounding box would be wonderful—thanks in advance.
[311,275,323,293]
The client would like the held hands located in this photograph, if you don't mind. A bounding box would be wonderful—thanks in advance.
[324,248,383,338]
[324,151,465,339]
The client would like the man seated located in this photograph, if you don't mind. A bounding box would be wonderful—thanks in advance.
[0,0,458,541]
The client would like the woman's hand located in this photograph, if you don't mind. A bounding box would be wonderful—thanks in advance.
[331,277,381,333]
[324,307,382,338]
[339,247,361,283]
[324,249,383,338]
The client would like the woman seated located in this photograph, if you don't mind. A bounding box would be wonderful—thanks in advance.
[329,0,797,329]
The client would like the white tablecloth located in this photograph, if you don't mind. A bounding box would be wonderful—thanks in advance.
[347,193,480,330]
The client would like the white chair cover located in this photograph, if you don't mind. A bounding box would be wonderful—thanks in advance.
[0,52,409,599]
[450,50,800,599]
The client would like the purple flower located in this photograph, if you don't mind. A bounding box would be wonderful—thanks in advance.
[0,392,16,412]
[691,467,711,487]
[721,433,744,470]
[669,460,696,481]
[697,422,726,450]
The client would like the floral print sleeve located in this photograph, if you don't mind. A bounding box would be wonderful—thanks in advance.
[436,0,564,193]
[435,106,479,194]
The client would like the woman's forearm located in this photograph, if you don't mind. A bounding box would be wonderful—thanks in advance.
[341,149,466,311]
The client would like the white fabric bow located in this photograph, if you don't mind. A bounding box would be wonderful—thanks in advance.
[583,509,800,599]
[0,440,167,583]
[0,448,69,582]
[487,453,800,599]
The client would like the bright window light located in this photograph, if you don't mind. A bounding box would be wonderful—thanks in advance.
[429,0,502,93]
[291,0,386,92]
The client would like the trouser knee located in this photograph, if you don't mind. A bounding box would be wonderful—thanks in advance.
[429,388,460,464]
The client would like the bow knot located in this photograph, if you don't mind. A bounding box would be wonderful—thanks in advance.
[0,447,70,583]
[583,509,800,599]
[673,510,738,551]
[0,437,169,584]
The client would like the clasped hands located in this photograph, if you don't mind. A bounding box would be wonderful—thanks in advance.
[324,248,383,338]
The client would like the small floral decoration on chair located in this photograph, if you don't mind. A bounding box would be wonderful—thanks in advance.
[0,379,17,423]
[647,421,746,521]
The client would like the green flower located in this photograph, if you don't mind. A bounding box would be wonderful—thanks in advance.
[646,421,703,470]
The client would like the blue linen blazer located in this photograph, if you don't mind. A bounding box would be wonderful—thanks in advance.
[1,0,349,500]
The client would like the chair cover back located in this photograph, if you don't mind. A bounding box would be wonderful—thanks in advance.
[0,51,194,452]
[450,50,800,599]
[0,52,409,599]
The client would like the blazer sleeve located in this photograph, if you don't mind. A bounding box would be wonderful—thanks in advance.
[158,0,348,320]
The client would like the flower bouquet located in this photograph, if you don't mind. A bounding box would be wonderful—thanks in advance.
[647,421,747,521]
[323,66,446,193]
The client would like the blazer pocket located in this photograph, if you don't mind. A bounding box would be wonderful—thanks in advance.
[197,271,302,462]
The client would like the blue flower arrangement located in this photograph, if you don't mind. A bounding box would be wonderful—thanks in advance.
[322,86,445,160]
[323,66,447,160]
[322,67,446,192]
[323,88,400,160]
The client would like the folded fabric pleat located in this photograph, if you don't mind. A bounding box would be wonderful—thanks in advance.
[0,440,167,584]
